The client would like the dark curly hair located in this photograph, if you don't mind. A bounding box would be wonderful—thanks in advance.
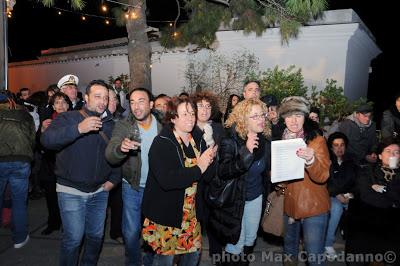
[190,90,220,121]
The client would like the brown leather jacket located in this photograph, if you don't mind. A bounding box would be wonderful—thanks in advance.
[284,135,331,219]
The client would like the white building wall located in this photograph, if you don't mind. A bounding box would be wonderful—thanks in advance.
[9,56,129,93]
[151,51,189,97]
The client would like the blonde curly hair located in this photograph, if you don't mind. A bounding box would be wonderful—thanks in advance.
[225,98,271,140]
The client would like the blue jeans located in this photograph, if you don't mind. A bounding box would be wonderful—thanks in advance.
[226,194,263,255]
[284,212,328,266]
[0,161,30,244]
[58,190,109,266]
[152,251,200,266]
[122,183,152,266]
[325,196,347,247]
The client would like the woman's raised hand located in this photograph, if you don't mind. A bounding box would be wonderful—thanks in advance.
[197,145,218,173]
[296,147,315,164]
[246,132,259,153]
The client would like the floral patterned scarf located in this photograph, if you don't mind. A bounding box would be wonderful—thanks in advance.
[282,128,305,140]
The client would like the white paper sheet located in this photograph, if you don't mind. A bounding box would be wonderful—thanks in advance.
[271,138,306,183]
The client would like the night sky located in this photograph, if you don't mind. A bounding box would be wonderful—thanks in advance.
[7,0,397,119]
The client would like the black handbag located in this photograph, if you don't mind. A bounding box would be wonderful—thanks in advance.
[205,175,238,208]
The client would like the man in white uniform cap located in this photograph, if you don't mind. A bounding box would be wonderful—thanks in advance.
[57,74,84,110]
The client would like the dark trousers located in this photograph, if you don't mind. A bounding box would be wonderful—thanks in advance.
[41,180,61,229]
[108,182,122,239]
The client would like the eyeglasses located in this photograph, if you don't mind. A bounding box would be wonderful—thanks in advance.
[248,113,266,120]
[197,104,212,110]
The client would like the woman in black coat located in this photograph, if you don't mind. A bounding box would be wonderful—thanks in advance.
[345,141,400,265]
[142,96,217,266]
[38,92,71,235]
[191,91,226,260]
[208,98,271,265]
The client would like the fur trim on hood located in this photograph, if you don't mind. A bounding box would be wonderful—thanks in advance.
[279,96,310,118]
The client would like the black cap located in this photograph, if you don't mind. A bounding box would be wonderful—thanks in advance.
[356,103,373,114]
[261,94,278,107]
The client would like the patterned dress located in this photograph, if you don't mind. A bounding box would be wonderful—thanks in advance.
[142,133,202,255]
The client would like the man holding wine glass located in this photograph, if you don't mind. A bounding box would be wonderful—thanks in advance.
[41,80,121,265]
[106,88,163,266]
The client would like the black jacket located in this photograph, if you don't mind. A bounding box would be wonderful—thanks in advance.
[356,164,400,208]
[381,106,400,142]
[142,124,216,228]
[327,154,357,197]
[271,119,285,141]
[208,127,271,245]
[41,107,121,192]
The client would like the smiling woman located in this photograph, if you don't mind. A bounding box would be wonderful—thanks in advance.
[141,96,218,266]
[208,99,271,263]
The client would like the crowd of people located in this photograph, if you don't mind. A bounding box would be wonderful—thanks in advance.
[0,75,399,266]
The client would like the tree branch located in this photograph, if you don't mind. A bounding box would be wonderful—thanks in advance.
[255,0,296,20]
[207,0,230,6]
[174,0,181,31]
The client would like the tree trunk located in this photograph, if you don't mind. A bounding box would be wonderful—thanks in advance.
[126,0,151,92]
[0,0,6,90]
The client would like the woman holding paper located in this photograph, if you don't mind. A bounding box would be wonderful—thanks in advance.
[208,98,271,265]
[278,96,331,266]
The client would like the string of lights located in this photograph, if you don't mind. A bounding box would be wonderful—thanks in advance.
[7,2,183,26]
[54,6,114,20]
[104,0,139,8]
[6,1,183,39]
[50,5,184,25]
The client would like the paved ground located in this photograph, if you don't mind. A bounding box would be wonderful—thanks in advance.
[0,197,346,265]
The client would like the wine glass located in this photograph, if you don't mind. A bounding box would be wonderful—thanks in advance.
[128,126,142,143]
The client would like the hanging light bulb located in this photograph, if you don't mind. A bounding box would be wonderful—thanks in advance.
[58,11,62,15]
[169,23,173,27]
[82,16,86,21]
[105,20,110,25]
[173,32,178,37]
[101,5,107,12]
[125,13,129,19]
[7,12,12,18]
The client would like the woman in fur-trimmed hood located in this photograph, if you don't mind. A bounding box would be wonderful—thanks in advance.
[277,96,331,266]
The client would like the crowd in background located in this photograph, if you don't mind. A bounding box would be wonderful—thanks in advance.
[0,75,399,266]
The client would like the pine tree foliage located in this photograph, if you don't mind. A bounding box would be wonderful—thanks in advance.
[161,0,230,48]
[162,0,327,48]
[41,0,85,10]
